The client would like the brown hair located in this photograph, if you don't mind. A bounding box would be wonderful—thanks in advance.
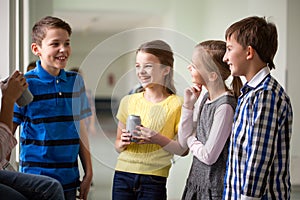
[26,61,37,72]
[225,16,278,70]
[32,16,72,46]
[196,40,242,98]
[136,40,176,94]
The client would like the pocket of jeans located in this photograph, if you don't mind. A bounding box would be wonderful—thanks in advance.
[148,175,166,184]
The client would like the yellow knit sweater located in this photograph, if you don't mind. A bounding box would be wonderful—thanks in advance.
[116,92,183,177]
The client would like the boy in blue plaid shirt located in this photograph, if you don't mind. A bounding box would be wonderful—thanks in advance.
[222,16,293,200]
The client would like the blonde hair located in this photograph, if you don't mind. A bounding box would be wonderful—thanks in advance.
[195,40,242,98]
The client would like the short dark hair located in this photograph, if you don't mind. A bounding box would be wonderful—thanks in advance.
[32,16,72,46]
[225,16,278,70]
[26,61,37,72]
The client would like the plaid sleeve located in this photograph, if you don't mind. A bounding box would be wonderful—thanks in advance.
[243,90,278,197]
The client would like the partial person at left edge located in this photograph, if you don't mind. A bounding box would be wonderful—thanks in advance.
[11,16,93,200]
[0,70,65,200]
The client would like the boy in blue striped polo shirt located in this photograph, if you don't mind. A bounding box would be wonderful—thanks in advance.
[12,16,93,200]
[222,16,293,200]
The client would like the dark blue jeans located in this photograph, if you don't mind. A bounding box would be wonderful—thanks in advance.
[0,183,27,200]
[0,170,65,200]
[64,188,77,200]
[112,171,167,200]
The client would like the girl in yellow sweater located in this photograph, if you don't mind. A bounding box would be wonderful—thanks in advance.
[113,40,186,200]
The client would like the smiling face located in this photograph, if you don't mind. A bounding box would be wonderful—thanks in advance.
[135,51,170,88]
[31,28,71,76]
[223,35,248,77]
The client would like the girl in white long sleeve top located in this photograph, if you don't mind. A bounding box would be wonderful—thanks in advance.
[179,40,243,200]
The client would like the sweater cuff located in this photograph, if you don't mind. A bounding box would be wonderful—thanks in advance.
[187,136,197,148]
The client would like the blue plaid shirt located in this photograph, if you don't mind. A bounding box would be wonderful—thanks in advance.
[223,67,293,200]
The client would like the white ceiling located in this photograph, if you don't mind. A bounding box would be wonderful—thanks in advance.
[53,0,172,34]
[54,10,162,33]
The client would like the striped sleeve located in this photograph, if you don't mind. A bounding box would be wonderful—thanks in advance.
[0,123,17,165]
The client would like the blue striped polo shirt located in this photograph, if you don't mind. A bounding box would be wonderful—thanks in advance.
[13,61,91,191]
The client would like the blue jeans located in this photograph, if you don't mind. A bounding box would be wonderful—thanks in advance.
[64,188,77,200]
[112,171,167,200]
[0,170,65,200]
[0,183,27,200]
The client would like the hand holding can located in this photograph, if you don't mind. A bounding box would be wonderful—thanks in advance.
[1,72,33,107]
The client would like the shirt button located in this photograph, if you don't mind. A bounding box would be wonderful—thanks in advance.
[59,92,62,96]
[56,80,59,84]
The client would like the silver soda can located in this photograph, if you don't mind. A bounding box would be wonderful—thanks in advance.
[126,115,141,142]
[16,88,33,107]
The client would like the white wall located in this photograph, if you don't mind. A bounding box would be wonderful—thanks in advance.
[0,0,10,79]
[287,0,300,185]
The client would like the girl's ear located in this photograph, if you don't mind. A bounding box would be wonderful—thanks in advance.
[162,66,171,76]
[31,43,40,56]
[208,71,218,82]
[246,45,255,60]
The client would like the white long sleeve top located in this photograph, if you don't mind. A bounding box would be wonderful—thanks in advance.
[178,92,235,165]
[0,122,17,169]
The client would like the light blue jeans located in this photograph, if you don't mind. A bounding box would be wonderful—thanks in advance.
[0,170,65,200]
